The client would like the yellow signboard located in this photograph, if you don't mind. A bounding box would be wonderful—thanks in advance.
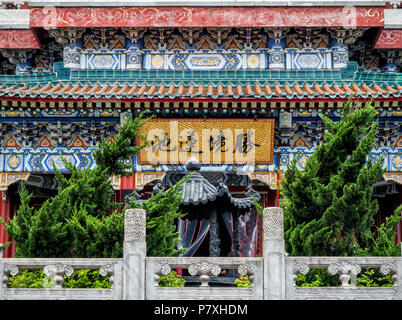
[137,119,274,165]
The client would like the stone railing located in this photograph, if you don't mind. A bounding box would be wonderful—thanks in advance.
[0,258,122,300]
[287,256,402,300]
[145,257,264,300]
[1,207,402,300]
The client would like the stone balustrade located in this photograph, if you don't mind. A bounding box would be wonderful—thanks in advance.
[0,258,122,300]
[0,207,402,300]
[146,257,264,300]
[286,256,402,300]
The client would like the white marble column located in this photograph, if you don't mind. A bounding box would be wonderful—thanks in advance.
[123,208,147,300]
[263,207,286,300]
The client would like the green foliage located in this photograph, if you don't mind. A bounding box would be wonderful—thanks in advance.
[93,113,150,177]
[66,206,125,258]
[0,113,149,258]
[295,268,394,287]
[296,269,393,287]
[1,108,186,258]
[131,176,189,257]
[7,270,46,288]
[283,100,401,287]
[63,269,111,288]
[355,269,393,287]
[296,269,340,287]
[296,272,325,287]
[281,99,385,257]
[356,205,402,257]
[252,197,263,216]
[159,271,185,287]
[0,241,10,251]
[234,275,251,288]
[296,208,401,287]
[7,269,110,288]
[1,181,72,257]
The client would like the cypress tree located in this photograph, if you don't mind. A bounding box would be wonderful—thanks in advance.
[1,113,149,258]
[281,100,389,257]
[134,177,188,257]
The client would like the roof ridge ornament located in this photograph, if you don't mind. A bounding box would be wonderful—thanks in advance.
[389,1,401,9]
[186,156,201,172]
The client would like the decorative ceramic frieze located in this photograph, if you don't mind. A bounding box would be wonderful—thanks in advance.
[143,49,267,70]
[276,146,402,172]
[328,28,349,69]
[285,48,332,70]
[80,49,127,70]
[380,50,400,73]
[266,28,288,70]
[2,49,35,74]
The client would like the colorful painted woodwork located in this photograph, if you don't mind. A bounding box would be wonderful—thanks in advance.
[0,2,400,258]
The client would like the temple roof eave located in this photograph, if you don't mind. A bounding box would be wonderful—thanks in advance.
[0,80,401,101]
[0,64,400,101]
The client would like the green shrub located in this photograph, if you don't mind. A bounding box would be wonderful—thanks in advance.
[296,269,339,287]
[295,268,394,287]
[282,100,384,257]
[0,242,10,251]
[356,269,393,287]
[0,113,150,258]
[7,269,110,288]
[7,270,46,288]
[63,269,111,288]
[234,275,251,288]
[159,271,185,287]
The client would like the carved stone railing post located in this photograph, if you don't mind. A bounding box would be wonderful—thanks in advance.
[188,262,221,287]
[154,263,172,287]
[327,261,361,287]
[43,264,74,288]
[2,264,19,289]
[263,207,285,300]
[99,264,114,288]
[380,262,398,286]
[292,260,310,286]
[238,263,257,287]
[123,208,146,300]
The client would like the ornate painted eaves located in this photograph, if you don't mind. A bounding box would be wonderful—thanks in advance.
[0,65,400,102]
[0,30,40,49]
[29,6,385,28]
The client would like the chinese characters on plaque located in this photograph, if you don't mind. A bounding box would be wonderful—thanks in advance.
[138,119,274,165]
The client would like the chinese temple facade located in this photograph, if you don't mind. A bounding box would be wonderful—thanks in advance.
[0,0,401,257]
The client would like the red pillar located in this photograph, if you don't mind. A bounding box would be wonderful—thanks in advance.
[119,174,136,208]
[121,174,136,190]
[265,188,278,207]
